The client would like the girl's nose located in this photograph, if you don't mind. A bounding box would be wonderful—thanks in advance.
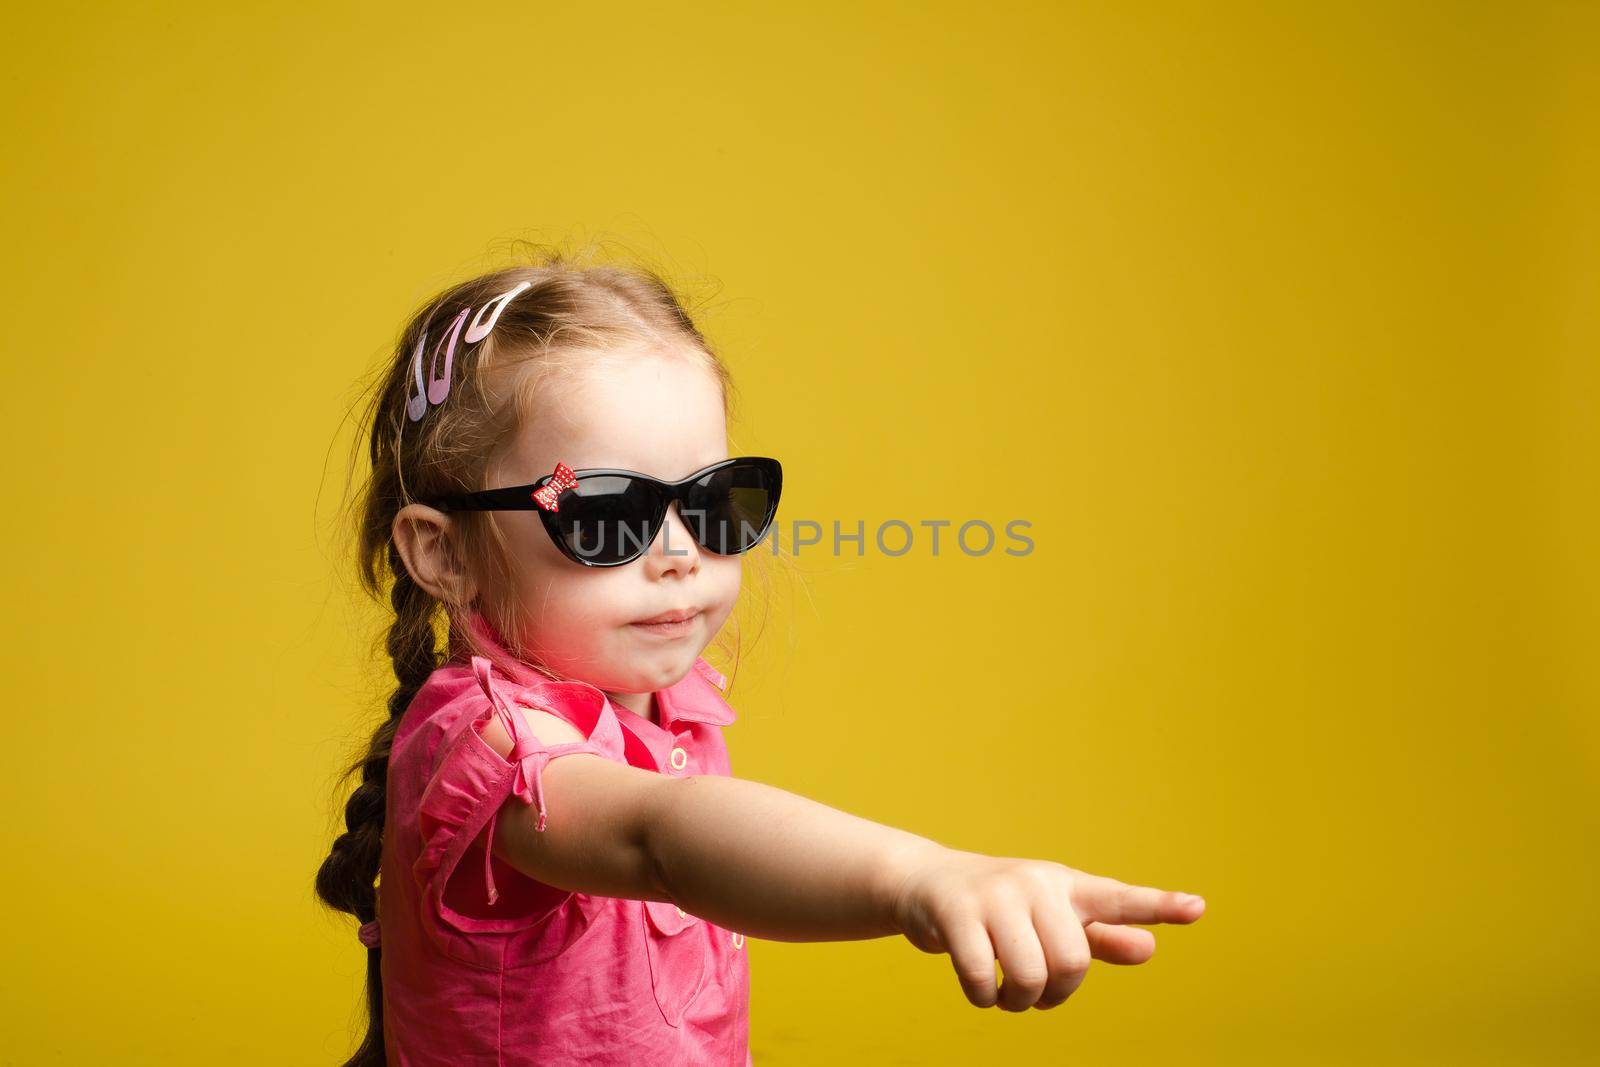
[645,502,700,575]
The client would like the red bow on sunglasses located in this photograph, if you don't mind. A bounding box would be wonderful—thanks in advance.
[530,461,579,512]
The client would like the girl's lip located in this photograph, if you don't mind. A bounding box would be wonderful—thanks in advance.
[633,608,701,625]
[629,612,702,638]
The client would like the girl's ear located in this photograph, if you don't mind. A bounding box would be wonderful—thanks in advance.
[392,504,478,607]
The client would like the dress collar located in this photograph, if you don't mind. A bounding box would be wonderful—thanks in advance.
[450,612,737,768]
[660,658,736,727]
[600,656,734,763]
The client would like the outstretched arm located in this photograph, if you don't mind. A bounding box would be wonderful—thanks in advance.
[482,707,1205,1011]
[481,706,927,941]
[646,770,943,944]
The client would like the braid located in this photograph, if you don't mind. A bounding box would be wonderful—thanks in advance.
[316,551,440,1067]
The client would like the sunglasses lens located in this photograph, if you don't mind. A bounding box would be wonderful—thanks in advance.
[682,461,781,555]
[543,475,662,565]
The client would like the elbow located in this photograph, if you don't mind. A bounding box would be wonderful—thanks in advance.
[639,773,692,903]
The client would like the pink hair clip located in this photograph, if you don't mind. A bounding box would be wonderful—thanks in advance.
[531,461,579,511]
[406,280,533,423]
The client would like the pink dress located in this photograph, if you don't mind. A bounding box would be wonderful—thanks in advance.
[369,651,752,1065]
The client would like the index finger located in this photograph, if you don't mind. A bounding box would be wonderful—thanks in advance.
[1070,874,1205,927]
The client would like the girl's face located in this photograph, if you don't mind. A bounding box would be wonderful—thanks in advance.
[479,347,741,711]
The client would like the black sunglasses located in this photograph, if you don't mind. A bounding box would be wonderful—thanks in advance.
[425,456,783,568]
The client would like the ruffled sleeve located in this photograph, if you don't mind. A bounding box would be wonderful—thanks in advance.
[412,655,626,944]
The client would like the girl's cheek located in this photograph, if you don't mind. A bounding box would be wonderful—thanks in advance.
[710,556,743,610]
[523,578,618,651]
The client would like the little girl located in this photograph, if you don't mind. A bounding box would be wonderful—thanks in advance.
[316,251,1207,1066]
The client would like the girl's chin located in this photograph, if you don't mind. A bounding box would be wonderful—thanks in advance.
[601,646,703,691]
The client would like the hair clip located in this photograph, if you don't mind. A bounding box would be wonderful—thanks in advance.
[531,461,579,511]
[465,281,531,343]
[406,280,532,423]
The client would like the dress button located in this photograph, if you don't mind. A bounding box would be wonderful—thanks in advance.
[669,746,688,771]
[676,905,687,918]
[732,932,744,949]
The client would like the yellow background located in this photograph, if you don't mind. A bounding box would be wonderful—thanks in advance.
[3,2,1596,1063]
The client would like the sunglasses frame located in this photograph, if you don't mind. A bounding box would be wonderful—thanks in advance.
[424,456,783,568]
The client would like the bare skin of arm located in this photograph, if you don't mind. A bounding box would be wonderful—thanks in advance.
[482,708,1206,1012]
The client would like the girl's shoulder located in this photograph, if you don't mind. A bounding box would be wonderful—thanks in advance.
[389,657,483,764]
[391,655,620,777]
